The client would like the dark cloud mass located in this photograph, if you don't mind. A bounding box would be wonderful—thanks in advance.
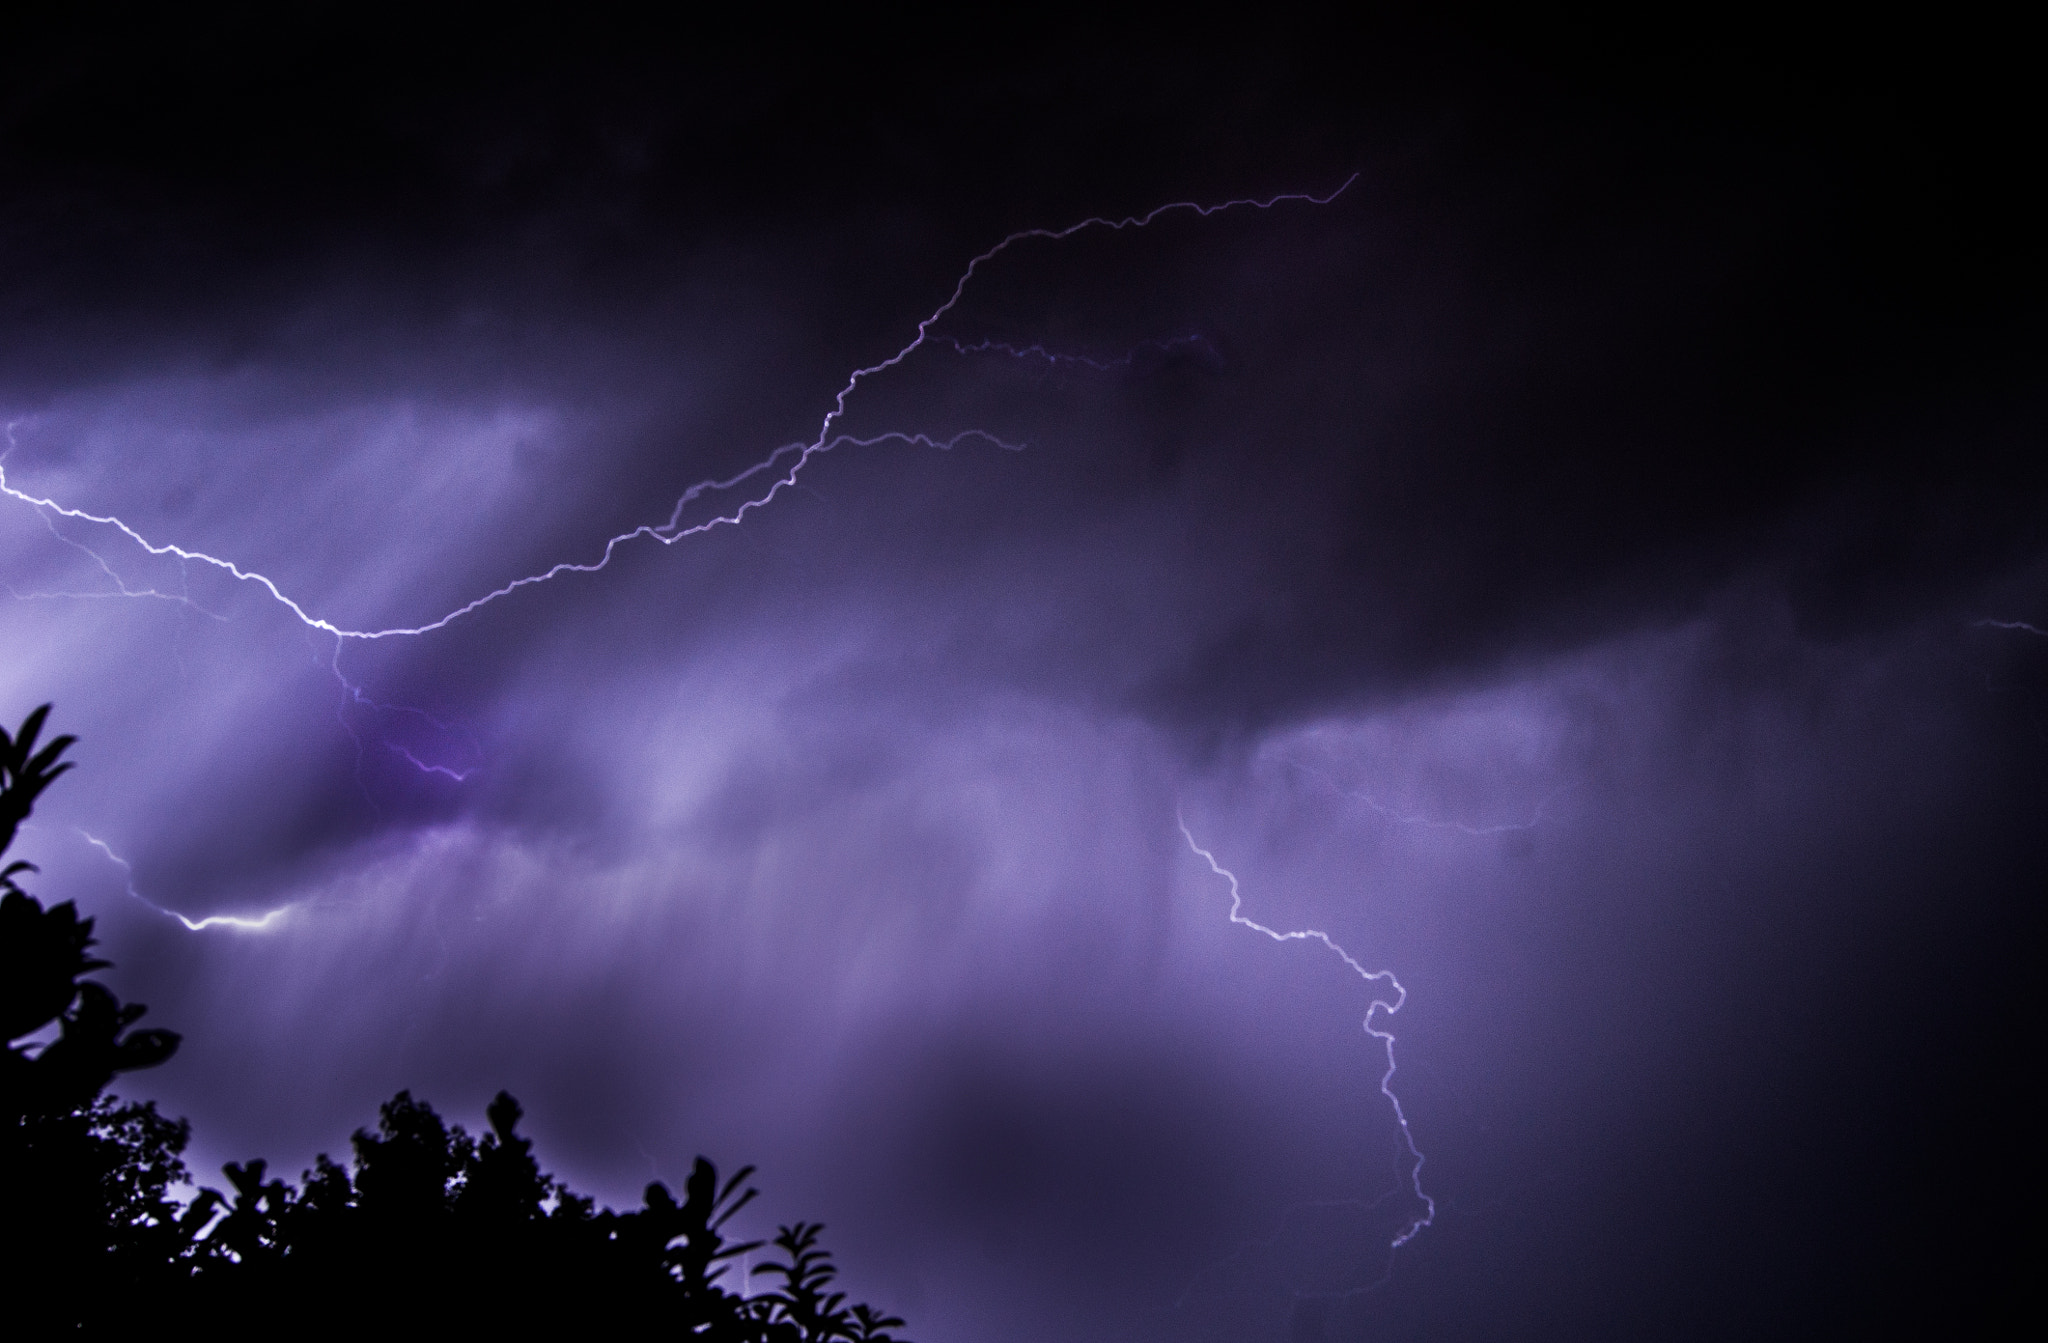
[3,10,2042,1340]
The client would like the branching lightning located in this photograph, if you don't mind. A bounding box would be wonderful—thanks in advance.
[5,506,227,616]
[1178,814,1434,1259]
[2,430,1013,643]
[1,175,1355,650]
[5,177,1359,910]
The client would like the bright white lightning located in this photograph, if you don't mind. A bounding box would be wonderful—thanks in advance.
[75,829,291,932]
[0,175,1356,652]
[7,180,1361,911]
[1178,815,1435,1255]
[1,430,1010,643]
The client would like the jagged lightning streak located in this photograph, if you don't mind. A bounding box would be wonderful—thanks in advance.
[386,745,476,783]
[75,829,291,932]
[1976,618,2048,637]
[1179,814,1434,1256]
[6,181,1360,910]
[6,506,227,616]
[0,175,1357,653]
[2,430,1006,644]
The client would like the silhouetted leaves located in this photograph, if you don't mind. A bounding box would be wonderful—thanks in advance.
[164,1088,908,1339]
[0,704,913,1338]
[2,705,193,1331]
[0,703,75,854]
[1,886,108,1041]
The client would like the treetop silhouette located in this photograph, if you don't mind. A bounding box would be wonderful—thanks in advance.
[1,704,912,1339]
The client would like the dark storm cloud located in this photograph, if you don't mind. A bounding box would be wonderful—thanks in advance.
[4,12,2044,1342]
[7,12,2038,708]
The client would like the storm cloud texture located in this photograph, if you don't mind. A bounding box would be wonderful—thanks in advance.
[2,11,2042,1340]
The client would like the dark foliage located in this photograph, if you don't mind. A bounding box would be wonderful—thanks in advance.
[172,1087,910,1339]
[1,706,204,1333]
[0,705,910,1339]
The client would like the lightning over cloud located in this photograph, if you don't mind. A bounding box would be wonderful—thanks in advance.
[1,176,1356,954]
[0,177,1355,655]
[0,176,1361,862]
[4,15,2042,1337]
[1179,815,1435,1260]
[74,829,290,933]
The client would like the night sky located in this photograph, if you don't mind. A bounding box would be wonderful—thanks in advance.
[3,11,2042,1340]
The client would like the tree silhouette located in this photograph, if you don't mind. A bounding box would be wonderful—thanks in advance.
[0,703,914,1339]
[1,705,205,1332]
[180,1087,912,1338]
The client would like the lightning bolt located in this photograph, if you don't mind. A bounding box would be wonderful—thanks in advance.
[8,179,1360,900]
[1178,814,1434,1263]
[4,178,1356,768]
[1976,618,2048,637]
[385,744,476,783]
[75,829,292,932]
[1,175,1356,652]
[5,506,227,616]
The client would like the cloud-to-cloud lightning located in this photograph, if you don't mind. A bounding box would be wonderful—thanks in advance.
[4,18,2041,1339]
[1,177,1357,653]
[3,175,1360,942]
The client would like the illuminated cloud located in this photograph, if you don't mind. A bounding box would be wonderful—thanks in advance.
[2,16,2040,1341]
